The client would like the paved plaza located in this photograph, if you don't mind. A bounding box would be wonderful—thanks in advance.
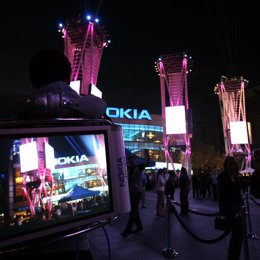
[89,188,260,260]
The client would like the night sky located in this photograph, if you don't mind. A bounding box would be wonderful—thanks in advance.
[0,0,259,151]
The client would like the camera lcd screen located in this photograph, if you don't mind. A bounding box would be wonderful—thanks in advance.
[0,129,113,247]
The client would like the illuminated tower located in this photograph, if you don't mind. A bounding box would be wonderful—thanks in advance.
[155,53,193,173]
[59,15,110,95]
[214,76,251,170]
[20,137,54,218]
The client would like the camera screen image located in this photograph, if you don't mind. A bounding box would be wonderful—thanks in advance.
[0,122,130,249]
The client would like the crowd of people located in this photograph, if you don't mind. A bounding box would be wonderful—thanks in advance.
[121,150,260,260]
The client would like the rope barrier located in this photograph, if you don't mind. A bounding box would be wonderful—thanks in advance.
[250,197,260,207]
[173,201,219,217]
[169,200,231,244]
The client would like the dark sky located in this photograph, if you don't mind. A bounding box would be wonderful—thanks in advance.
[0,0,259,151]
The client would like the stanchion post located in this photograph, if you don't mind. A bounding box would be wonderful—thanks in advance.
[241,205,250,260]
[245,192,259,239]
[161,197,178,258]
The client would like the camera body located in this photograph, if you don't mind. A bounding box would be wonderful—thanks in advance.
[0,118,130,250]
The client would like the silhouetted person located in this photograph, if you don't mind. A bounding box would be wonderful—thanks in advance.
[165,170,176,200]
[217,156,244,260]
[156,168,167,217]
[211,170,218,200]
[191,169,200,198]
[141,170,147,208]
[179,167,190,215]
[250,149,260,198]
[21,49,106,119]
[121,150,150,238]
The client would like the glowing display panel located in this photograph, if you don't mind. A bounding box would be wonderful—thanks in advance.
[44,142,55,171]
[165,106,186,134]
[89,84,102,98]
[70,80,81,94]
[19,141,38,172]
[230,121,249,144]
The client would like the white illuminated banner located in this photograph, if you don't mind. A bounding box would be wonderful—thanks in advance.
[19,142,38,172]
[70,80,81,94]
[44,143,55,171]
[230,121,249,144]
[89,84,102,98]
[155,162,182,171]
[165,106,186,134]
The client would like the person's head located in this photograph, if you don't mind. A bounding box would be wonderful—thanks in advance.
[181,167,187,175]
[161,167,167,175]
[223,156,239,176]
[168,170,176,178]
[157,168,163,175]
[128,155,136,166]
[29,49,72,88]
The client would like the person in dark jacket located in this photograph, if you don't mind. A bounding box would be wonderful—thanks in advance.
[20,49,106,119]
[121,150,150,238]
[250,149,260,198]
[165,170,177,200]
[179,167,190,215]
[217,156,244,260]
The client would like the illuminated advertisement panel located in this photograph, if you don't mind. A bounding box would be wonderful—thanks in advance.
[70,80,81,95]
[44,142,55,171]
[19,141,38,172]
[89,84,102,98]
[230,121,249,144]
[165,106,186,134]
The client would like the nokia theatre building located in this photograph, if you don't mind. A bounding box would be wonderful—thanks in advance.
[105,107,165,162]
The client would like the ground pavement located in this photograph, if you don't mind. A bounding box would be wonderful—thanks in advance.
[89,188,260,260]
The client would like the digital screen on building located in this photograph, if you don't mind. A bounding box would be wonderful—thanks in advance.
[70,80,81,95]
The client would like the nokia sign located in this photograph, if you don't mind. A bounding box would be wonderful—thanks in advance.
[55,155,89,166]
[106,107,152,121]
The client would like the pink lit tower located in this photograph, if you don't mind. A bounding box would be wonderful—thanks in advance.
[214,76,252,170]
[155,53,193,173]
[58,14,110,95]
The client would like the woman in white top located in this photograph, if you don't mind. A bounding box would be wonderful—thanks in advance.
[156,168,167,217]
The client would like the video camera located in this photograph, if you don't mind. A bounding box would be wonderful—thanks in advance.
[0,118,130,251]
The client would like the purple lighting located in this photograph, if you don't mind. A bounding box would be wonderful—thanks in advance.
[61,15,109,95]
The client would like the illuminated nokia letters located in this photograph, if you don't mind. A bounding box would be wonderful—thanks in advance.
[106,107,152,120]
[55,155,88,166]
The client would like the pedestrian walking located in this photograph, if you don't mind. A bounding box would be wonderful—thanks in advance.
[121,150,150,238]
[156,168,167,217]
[179,167,190,215]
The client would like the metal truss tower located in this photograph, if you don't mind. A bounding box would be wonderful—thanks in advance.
[155,53,193,173]
[20,137,53,219]
[214,76,251,170]
[59,15,110,95]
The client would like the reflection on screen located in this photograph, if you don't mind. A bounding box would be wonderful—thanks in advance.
[0,133,111,243]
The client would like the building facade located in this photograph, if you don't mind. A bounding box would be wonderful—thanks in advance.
[106,107,165,162]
